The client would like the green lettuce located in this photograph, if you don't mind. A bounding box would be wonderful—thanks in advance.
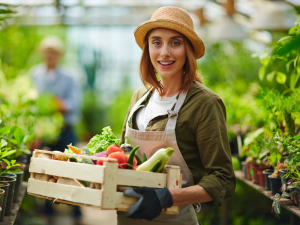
[86,126,120,155]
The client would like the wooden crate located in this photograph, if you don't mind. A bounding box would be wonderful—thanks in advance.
[27,150,182,214]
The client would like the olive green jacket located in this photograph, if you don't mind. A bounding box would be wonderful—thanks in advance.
[121,81,236,207]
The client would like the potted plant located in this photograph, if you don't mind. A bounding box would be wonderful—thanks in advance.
[242,128,271,183]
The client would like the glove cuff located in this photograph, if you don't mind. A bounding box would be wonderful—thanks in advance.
[155,187,173,208]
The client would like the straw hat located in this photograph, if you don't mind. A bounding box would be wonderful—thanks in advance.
[39,35,64,53]
[134,6,205,59]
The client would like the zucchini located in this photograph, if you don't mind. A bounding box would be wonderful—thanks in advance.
[149,160,162,172]
[136,148,174,172]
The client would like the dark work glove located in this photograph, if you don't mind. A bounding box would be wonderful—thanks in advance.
[118,187,173,221]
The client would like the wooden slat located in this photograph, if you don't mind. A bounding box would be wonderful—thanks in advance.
[235,171,300,218]
[33,150,117,162]
[115,192,138,211]
[101,162,118,209]
[165,165,181,214]
[29,158,105,183]
[117,169,167,188]
[27,178,102,206]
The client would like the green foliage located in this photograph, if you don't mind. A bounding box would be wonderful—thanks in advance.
[0,4,16,28]
[258,16,300,90]
[0,122,31,174]
[257,88,300,136]
[274,133,300,168]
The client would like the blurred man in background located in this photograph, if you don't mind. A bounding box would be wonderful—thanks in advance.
[30,35,83,225]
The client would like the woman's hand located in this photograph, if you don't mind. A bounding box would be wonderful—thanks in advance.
[119,187,173,221]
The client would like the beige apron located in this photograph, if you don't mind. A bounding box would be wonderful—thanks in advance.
[117,90,200,225]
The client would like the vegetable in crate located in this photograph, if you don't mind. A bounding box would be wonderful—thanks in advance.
[126,145,140,169]
[137,148,174,172]
[86,126,120,155]
[108,152,127,169]
[106,144,123,156]
[81,147,94,164]
[120,138,133,153]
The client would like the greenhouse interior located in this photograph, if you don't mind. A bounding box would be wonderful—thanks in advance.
[0,0,300,225]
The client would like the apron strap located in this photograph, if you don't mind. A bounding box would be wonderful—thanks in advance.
[126,88,152,128]
[165,90,188,131]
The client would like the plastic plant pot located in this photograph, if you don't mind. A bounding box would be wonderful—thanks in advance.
[12,171,24,203]
[1,173,17,179]
[257,171,265,186]
[263,169,274,190]
[0,176,16,215]
[268,175,282,195]
[296,187,300,209]
[251,164,270,184]
[241,161,247,179]
[280,170,291,199]
[0,182,9,222]
[0,189,5,221]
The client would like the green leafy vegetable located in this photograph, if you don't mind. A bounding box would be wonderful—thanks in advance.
[86,126,120,155]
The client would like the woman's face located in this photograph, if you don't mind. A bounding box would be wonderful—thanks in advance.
[148,28,186,80]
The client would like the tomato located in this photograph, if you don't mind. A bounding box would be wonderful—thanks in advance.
[106,144,123,156]
[96,159,104,166]
[108,152,127,169]
[125,154,137,168]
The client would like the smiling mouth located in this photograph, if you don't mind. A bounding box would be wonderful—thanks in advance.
[158,61,175,65]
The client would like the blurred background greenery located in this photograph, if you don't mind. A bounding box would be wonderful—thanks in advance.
[1,0,300,224]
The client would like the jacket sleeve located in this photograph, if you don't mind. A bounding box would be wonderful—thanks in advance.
[196,96,236,207]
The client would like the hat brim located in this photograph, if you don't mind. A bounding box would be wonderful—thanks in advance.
[134,18,205,59]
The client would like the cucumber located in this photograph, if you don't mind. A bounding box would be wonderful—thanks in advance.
[149,160,162,172]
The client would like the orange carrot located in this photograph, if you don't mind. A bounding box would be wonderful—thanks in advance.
[67,145,81,154]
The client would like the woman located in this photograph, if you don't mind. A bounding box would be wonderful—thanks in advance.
[118,6,236,225]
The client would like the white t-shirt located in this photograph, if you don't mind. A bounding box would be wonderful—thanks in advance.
[136,90,178,131]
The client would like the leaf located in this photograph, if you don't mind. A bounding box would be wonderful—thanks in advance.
[8,126,17,137]
[259,53,271,66]
[0,120,2,124]
[0,126,11,137]
[1,150,16,158]
[24,133,36,144]
[293,135,300,140]
[11,159,16,165]
[0,139,7,149]
[276,72,287,84]
[259,66,266,81]
[8,139,18,145]
[290,73,300,89]
[2,159,10,166]
[266,71,276,82]
[277,36,294,43]
[13,127,25,143]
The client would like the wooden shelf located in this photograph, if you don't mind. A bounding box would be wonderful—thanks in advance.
[0,182,28,225]
[235,171,300,218]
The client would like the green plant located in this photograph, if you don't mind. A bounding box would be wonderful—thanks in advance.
[258,16,300,91]
[274,133,300,168]
[0,121,29,174]
[257,88,300,136]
